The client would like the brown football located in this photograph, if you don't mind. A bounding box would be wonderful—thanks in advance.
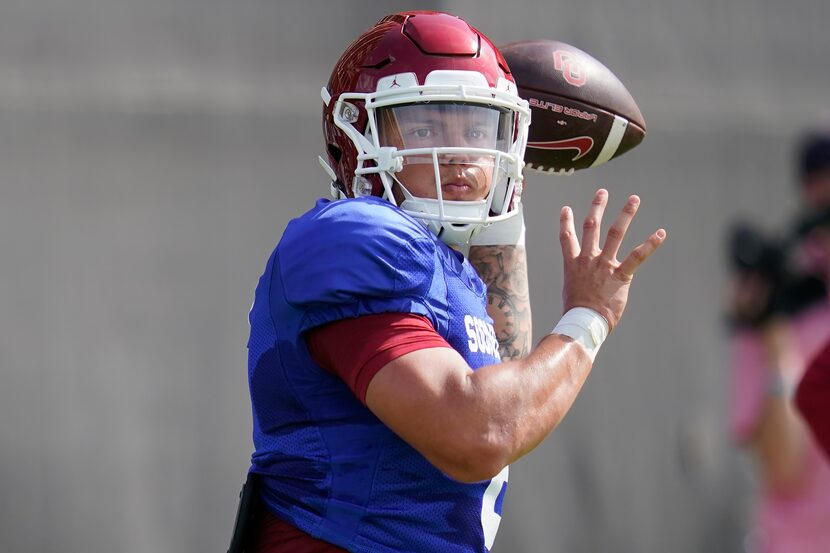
[500,40,646,174]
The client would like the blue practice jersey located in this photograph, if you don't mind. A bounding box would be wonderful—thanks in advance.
[247,197,507,552]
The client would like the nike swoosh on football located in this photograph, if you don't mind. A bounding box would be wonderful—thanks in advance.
[527,137,595,161]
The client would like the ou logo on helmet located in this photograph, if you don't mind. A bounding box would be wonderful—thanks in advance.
[553,50,587,87]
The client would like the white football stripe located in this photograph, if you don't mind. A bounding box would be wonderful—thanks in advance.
[591,115,629,167]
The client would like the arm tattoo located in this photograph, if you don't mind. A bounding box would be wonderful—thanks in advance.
[468,245,532,360]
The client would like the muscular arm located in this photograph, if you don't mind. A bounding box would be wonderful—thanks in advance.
[366,335,590,482]
[468,244,532,360]
[366,191,665,483]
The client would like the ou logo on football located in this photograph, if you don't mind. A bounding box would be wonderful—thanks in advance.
[553,50,587,87]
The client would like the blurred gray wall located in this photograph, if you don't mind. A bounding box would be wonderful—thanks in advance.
[1,1,828,552]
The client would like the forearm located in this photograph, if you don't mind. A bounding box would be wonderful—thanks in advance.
[464,333,592,467]
[368,190,664,482]
[752,396,809,493]
[366,333,593,482]
[468,244,532,360]
[747,322,810,492]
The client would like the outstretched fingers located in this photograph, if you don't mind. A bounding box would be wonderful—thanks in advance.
[602,195,640,262]
[581,189,608,256]
[617,228,667,280]
[559,206,580,259]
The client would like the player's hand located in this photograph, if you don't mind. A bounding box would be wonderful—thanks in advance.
[559,189,666,331]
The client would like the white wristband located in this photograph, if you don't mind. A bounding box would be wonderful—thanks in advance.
[766,371,795,399]
[551,307,610,362]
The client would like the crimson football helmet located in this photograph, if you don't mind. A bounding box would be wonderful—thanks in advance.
[320,11,530,245]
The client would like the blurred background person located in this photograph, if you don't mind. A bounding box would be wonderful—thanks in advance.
[726,129,830,552]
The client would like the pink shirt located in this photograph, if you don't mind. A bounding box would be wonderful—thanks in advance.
[730,301,830,552]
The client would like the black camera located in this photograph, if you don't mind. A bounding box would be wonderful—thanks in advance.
[727,221,826,329]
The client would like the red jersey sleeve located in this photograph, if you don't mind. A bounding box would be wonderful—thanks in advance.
[795,338,830,461]
[305,312,453,404]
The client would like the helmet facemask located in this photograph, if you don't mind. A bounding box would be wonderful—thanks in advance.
[326,70,530,246]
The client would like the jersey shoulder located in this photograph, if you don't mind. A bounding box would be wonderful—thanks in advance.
[278,197,438,309]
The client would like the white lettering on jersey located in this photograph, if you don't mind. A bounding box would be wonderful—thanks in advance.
[465,315,478,352]
[481,465,509,550]
[464,315,501,360]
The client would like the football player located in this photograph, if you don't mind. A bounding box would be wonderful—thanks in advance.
[241,11,665,553]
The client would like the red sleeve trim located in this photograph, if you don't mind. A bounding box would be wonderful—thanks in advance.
[305,312,452,404]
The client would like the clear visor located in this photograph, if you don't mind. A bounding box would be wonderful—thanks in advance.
[377,103,514,152]
[376,103,516,211]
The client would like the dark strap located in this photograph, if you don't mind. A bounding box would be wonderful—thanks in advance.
[227,473,262,553]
